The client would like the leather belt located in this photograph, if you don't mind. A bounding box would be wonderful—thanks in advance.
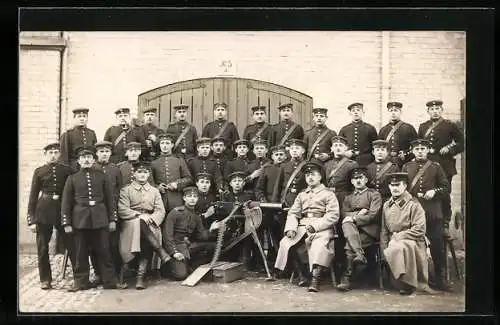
[41,192,60,200]
[75,199,102,206]
[135,208,154,214]
[302,212,324,219]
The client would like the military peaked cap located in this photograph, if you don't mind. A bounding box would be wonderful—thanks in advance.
[76,145,96,157]
[115,108,131,115]
[312,107,328,114]
[347,103,364,111]
[287,138,307,149]
[158,133,176,142]
[251,106,267,112]
[72,107,89,115]
[331,135,349,145]
[182,186,199,196]
[426,100,443,107]
[372,139,389,147]
[301,161,323,174]
[410,139,431,148]
[350,167,369,179]
[195,172,212,181]
[277,103,293,110]
[228,171,246,180]
[173,105,189,111]
[213,102,228,109]
[233,139,250,148]
[95,141,113,149]
[43,142,60,151]
[143,107,157,114]
[196,137,212,145]
[386,172,409,185]
[387,102,403,109]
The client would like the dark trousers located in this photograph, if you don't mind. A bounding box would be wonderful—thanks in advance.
[35,223,75,283]
[426,218,446,280]
[166,242,216,280]
[442,176,453,225]
[90,230,121,278]
[73,228,117,287]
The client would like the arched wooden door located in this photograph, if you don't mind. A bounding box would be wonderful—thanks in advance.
[137,77,313,137]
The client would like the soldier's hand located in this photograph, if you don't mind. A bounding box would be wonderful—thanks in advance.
[166,182,178,190]
[173,252,185,261]
[158,183,168,193]
[109,221,116,232]
[439,146,450,155]
[148,134,157,143]
[64,225,73,234]
[344,150,354,158]
[29,224,37,233]
[342,216,353,224]
[423,189,436,200]
[209,221,220,232]
[146,139,153,147]
[286,230,296,239]
[358,208,368,215]
[398,151,406,160]
[205,206,215,218]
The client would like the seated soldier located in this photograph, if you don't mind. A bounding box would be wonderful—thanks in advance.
[336,167,382,292]
[366,139,400,202]
[118,142,154,186]
[194,172,218,229]
[162,186,216,281]
[381,172,436,295]
[273,162,340,292]
[223,139,252,180]
[117,161,171,290]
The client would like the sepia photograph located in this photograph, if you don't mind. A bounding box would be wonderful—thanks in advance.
[18,23,469,313]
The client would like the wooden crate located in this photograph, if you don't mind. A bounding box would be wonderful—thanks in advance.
[210,261,245,283]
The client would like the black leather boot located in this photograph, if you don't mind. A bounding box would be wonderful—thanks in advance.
[293,259,309,287]
[308,266,321,292]
[336,258,353,292]
[117,263,129,289]
[435,270,454,292]
[135,258,149,290]
[144,229,171,264]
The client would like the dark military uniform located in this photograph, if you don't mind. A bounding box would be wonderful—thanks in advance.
[187,156,224,192]
[402,156,450,288]
[378,120,418,168]
[166,121,198,160]
[162,204,215,280]
[195,190,218,229]
[324,157,359,209]
[339,121,378,167]
[27,158,74,285]
[304,125,337,161]
[202,119,239,157]
[275,158,307,208]
[60,126,98,172]
[140,123,164,162]
[150,153,192,211]
[210,152,231,196]
[270,120,305,149]
[104,125,147,164]
[366,159,400,201]
[224,156,253,180]
[243,121,272,160]
[61,166,118,289]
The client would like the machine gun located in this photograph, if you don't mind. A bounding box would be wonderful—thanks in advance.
[181,201,288,286]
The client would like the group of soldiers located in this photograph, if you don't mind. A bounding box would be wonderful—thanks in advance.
[26,99,464,296]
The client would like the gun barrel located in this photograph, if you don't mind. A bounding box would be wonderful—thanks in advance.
[258,202,284,210]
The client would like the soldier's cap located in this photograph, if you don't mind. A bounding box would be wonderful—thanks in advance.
[173,104,189,111]
[410,138,431,148]
[126,142,142,150]
[270,144,286,154]
[350,167,369,179]
[387,101,403,109]
[287,138,307,149]
[72,107,89,115]
[372,139,389,148]
[233,139,250,148]
[277,103,293,111]
[386,172,409,185]
[331,135,349,145]
[228,171,246,181]
[426,100,443,107]
[196,137,212,145]
[43,142,60,151]
[76,145,96,157]
[158,133,176,142]
[301,161,323,174]
[132,161,151,172]
[347,102,364,111]
[213,102,228,109]
[143,107,157,114]
[253,139,268,147]
[312,107,328,115]
[95,141,113,149]
[183,186,199,196]
[115,107,131,115]
[251,105,267,112]
[210,136,226,145]
[195,172,212,181]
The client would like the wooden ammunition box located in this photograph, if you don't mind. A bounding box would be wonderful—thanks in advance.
[211,261,245,283]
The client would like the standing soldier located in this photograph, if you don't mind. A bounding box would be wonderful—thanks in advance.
[118,142,153,186]
[61,145,119,291]
[269,103,305,152]
[27,143,74,290]
[151,133,193,212]
[194,172,218,229]
[418,100,464,245]
[402,139,451,292]
[202,102,240,158]
[60,107,97,173]
[166,105,198,161]
[366,140,400,201]
[104,108,147,164]
[210,137,232,198]
[187,137,225,195]
[245,140,273,190]
[339,103,378,167]
[139,107,164,162]
[378,102,418,168]
[255,145,288,205]
[223,139,253,180]
[242,105,272,160]
[304,107,337,163]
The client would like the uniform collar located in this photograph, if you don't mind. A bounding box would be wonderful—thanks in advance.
[354,187,368,195]
[305,183,326,194]
[389,119,400,125]
[352,120,363,125]
[388,191,412,208]
[132,181,151,191]
[256,121,266,126]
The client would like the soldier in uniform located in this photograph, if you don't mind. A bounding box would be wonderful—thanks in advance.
[27,143,74,289]
[187,137,225,195]
[224,139,253,179]
[104,108,147,164]
[339,103,378,167]
[60,108,98,173]
[336,168,382,292]
[61,145,118,291]
[269,103,305,153]
[418,100,464,246]
[402,139,452,292]
[202,102,240,158]
[139,107,164,162]
[117,161,171,290]
[274,162,340,292]
[151,133,193,212]
[304,107,337,163]
[162,186,216,280]
[381,172,435,295]
[118,142,154,186]
[242,105,272,160]
[366,139,400,201]
[194,172,218,229]
[245,139,272,191]
[378,102,418,168]
[210,137,232,197]
[165,104,198,160]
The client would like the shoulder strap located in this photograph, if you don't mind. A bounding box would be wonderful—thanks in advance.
[384,120,404,142]
[328,157,349,180]
[214,121,229,139]
[408,160,433,193]
[281,160,307,203]
[423,118,445,138]
[375,161,394,181]
[173,124,192,150]
[113,128,130,147]
[307,128,330,160]
[250,123,269,143]
[279,123,299,146]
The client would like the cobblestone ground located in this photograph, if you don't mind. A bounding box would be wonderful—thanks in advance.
[19,254,465,313]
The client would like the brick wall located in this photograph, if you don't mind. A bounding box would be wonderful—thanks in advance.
[19,46,61,249]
